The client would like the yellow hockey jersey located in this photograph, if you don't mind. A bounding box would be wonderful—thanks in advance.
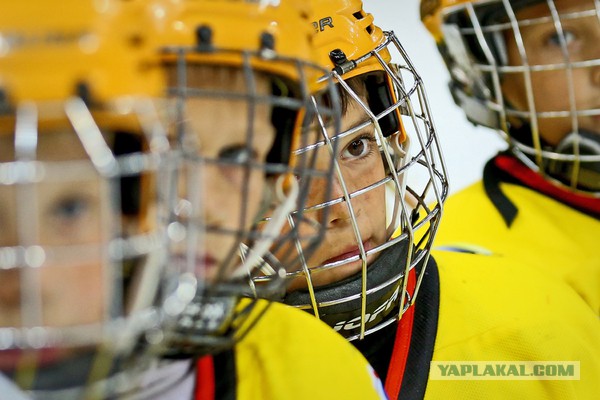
[423,250,600,400]
[356,252,600,399]
[435,155,600,315]
[192,299,387,400]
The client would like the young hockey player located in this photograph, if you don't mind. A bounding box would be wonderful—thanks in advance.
[421,0,600,315]
[257,1,600,398]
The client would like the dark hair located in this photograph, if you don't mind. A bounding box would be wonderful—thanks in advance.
[339,75,369,115]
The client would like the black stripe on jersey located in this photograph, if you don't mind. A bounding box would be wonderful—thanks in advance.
[483,154,519,227]
[213,349,237,400]
[353,311,398,383]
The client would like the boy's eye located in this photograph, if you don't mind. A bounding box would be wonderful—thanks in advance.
[50,195,91,223]
[547,30,576,47]
[218,145,257,164]
[341,137,373,159]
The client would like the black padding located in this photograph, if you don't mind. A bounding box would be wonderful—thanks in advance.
[266,79,296,167]
[284,240,410,339]
[113,131,143,215]
[483,154,518,227]
[365,74,400,137]
[213,349,237,400]
[267,106,294,167]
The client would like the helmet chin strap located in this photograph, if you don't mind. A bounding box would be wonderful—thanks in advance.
[284,239,410,341]
[546,129,600,192]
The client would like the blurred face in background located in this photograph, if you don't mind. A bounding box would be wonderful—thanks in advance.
[501,0,600,145]
[0,129,107,369]
[170,66,276,282]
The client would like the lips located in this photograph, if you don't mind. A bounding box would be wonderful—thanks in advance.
[322,240,373,266]
[0,348,64,371]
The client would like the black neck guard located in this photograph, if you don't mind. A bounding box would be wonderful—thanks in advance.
[284,239,411,340]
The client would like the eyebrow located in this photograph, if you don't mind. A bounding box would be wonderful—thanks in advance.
[337,115,374,139]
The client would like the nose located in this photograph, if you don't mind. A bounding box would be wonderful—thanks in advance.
[321,170,355,228]
[203,168,231,228]
[177,160,228,229]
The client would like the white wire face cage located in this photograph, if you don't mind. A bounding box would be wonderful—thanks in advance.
[254,32,449,341]
[0,96,189,397]
[441,0,600,194]
[161,46,340,354]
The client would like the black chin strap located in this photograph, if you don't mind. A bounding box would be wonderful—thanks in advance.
[546,129,600,192]
[284,240,411,340]
[509,123,600,192]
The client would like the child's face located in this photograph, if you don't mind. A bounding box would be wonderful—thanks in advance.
[501,0,600,145]
[0,130,108,368]
[176,69,276,282]
[287,98,388,291]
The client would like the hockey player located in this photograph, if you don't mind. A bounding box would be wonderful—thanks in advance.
[421,0,600,314]
[0,0,386,398]
[148,1,386,398]
[0,1,186,397]
[256,0,600,398]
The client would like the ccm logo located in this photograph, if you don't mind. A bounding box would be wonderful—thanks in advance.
[313,17,334,32]
[333,287,400,332]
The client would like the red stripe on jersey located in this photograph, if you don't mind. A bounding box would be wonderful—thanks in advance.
[384,267,417,399]
[495,155,600,215]
[195,355,215,400]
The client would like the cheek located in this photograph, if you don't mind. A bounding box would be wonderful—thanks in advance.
[37,213,103,248]
[508,68,586,113]
[0,202,17,248]
[41,264,106,326]
[340,155,386,190]
[353,162,387,223]
[529,71,569,111]
[502,71,530,111]
[527,70,589,144]
[368,183,388,232]
[221,169,265,229]
[0,270,21,315]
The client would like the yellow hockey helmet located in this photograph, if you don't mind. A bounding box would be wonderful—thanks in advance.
[0,0,163,111]
[309,0,389,79]
[420,0,470,43]
[145,0,322,91]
